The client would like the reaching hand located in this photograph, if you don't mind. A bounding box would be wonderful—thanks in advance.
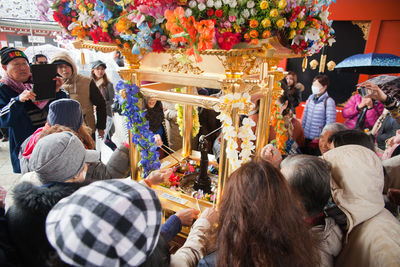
[175,208,200,226]
[260,144,282,168]
[98,129,105,139]
[145,168,173,185]
[19,90,36,102]
[362,82,387,103]
[54,76,63,92]
[358,97,373,110]
[154,134,163,147]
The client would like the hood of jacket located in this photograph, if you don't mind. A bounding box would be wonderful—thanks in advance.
[50,51,78,84]
[323,145,384,238]
[11,181,86,215]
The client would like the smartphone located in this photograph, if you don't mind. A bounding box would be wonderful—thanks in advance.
[31,64,58,101]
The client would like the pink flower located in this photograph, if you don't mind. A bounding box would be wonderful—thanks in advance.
[229,15,236,22]
[224,21,232,28]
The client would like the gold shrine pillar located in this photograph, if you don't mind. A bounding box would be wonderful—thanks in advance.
[182,86,195,157]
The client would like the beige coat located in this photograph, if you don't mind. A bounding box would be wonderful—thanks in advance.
[312,217,343,267]
[323,145,400,267]
[50,52,106,132]
[170,217,213,267]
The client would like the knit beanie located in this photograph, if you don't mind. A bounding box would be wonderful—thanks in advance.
[0,47,29,65]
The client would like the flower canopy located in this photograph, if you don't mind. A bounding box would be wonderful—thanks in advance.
[44,0,335,56]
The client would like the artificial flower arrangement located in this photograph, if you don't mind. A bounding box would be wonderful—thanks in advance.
[214,92,256,170]
[115,80,162,177]
[41,0,335,58]
[174,88,200,137]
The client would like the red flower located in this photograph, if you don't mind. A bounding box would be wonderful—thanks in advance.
[215,9,223,18]
[217,31,241,50]
[207,9,214,16]
[90,28,100,43]
[152,38,166,52]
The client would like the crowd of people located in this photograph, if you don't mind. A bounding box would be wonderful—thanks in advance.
[0,45,400,267]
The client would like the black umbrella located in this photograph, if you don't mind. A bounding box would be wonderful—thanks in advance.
[335,53,400,75]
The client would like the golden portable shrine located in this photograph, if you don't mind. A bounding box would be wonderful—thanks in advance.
[74,38,300,236]
[49,0,335,241]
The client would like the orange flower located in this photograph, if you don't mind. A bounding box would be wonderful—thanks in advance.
[165,7,185,32]
[262,30,271,38]
[244,33,250,40]
[249,20,258,28]
[195,19,214,35]
[249,30,259,38]
[123,42,130,49]
[71,26,86,39]
[250,38,259,45]
[116,17,131,33]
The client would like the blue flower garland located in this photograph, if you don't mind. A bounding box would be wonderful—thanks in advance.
[115,80,161,177]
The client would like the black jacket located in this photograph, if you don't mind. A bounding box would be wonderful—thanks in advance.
[6,181,87,267]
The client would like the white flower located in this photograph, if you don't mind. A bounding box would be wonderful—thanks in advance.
[214,0,222,8]
[198,2,206,11]
[291,34,305,45]
[223,126,237,139]
[242,117,256,128]
[78,10,94,28]
[185,8,193,17]
[189,0,197,8]
[222,0,230,4]
[250,8,256,16]
[319,9,329,24]
[67,22,79,31]
[328,37,336,47]
[228,0,237,8]
[247,0,255,8]
[241,9,250,19]
[206,0,214,7]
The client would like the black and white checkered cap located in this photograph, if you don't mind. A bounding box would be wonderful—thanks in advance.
[46,179,162,267]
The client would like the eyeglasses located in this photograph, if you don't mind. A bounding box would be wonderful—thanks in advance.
[37,61,48,65]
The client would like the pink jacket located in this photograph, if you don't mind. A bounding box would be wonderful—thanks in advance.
[342,94,384,129]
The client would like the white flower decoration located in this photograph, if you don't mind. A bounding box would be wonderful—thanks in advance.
[247,0,255,8]
[198,2,206,11]
[185,8,193,17]
[214,0,222,8]
[206,0,214,7]
[189,0,197,8]
[241,9,250,19]
[228,0,237,8]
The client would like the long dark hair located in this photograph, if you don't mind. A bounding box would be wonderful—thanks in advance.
[216,158,320,267]
[90,69,110,89]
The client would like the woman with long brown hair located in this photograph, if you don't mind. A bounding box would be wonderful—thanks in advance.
[198,158,320,267]
[90,60,117,150]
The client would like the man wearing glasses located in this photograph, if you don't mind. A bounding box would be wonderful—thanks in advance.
[32,54,48,65]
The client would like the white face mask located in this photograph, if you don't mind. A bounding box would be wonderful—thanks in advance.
[311,86,321,95]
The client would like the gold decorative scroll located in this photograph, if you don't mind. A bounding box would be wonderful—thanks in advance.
[352,21,371,41]
[161,54,204,75]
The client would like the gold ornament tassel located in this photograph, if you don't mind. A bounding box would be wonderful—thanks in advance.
[81,50,85,70]
[302,56,308,72]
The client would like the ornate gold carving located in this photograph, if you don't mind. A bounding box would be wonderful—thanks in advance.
[310,59,319,70]
[161,53,204,75]
[352,21,371,40]
[327,60,336,71]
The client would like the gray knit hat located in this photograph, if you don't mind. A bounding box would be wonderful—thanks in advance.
[46,179,162,267]
[29,132,99,184]
[47,99,83,132]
